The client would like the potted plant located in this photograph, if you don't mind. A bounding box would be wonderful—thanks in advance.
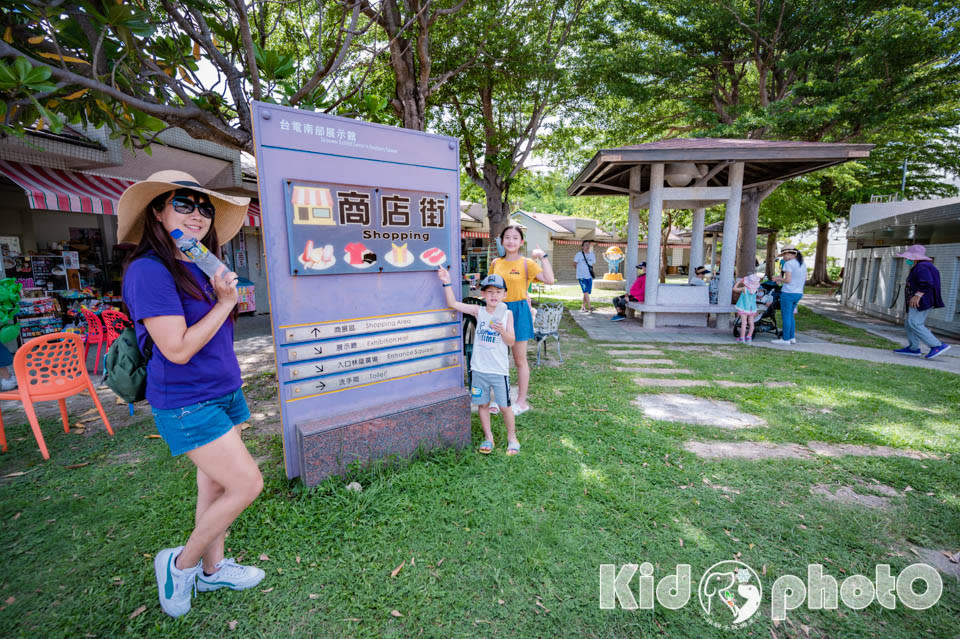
[0,278,22,344]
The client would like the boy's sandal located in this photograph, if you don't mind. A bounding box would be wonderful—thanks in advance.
[488,403,500,415]
[506,442,521,456]
[478,440,494,454]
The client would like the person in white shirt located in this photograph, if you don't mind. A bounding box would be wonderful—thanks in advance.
[573,240,597,312]
[771,245,806,344]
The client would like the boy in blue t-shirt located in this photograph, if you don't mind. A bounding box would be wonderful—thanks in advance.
[437,268,519,455]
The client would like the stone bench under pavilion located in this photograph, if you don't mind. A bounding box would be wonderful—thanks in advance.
[567,138,872,329]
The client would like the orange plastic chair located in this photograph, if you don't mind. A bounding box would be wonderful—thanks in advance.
[0,332,113,460]
[100,308,131,349]
[80,308,106,374]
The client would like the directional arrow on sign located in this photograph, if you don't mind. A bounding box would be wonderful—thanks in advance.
[311,328,321,337]
[314,364,324,373]
[315,380,326,391]
[313,346,323,354]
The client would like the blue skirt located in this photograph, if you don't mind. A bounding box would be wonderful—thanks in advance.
[506,300,534,342]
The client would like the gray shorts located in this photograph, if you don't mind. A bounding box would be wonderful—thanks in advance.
[470,371,511,406]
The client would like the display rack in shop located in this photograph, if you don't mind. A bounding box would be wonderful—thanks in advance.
[17,294,62,339]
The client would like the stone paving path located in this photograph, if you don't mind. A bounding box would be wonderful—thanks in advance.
[682,440,937,461]
[632,393,766,429]
[602,341,939,469]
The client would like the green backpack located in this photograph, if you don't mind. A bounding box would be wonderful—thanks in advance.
[103,326,153,404]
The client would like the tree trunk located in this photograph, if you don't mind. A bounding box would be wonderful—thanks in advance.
[810,221,833,285]
[659,210,673,283]
[483,181,511,247]
[765,231,778,279]
[735,190,762,279]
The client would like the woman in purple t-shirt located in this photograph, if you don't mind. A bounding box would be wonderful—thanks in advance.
[118,170,263,618]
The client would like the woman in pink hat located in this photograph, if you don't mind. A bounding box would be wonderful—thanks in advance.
[733,273,762,343]
[894,245,950,359]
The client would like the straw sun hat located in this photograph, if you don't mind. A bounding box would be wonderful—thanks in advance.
[117,170,250,244]
[778,244,799,255]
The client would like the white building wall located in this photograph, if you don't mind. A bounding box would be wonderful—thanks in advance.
[843,242,960,338]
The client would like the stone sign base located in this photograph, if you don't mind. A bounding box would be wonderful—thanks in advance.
[296,386,471,486]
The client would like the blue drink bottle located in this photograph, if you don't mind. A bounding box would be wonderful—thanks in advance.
[170,229,227,279]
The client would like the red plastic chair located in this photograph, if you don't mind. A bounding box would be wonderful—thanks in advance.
[80,308,106,374]
[100,309,131,349]
[0,333,113,460]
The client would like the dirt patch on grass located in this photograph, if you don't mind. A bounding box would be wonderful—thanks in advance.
[110,451,144,466]
[810,484,895,510]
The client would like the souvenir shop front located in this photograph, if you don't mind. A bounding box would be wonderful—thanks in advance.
[0,161,266,343]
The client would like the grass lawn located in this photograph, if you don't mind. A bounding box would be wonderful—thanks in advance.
[0,317,957,638]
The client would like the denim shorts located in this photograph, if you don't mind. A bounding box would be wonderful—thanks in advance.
[578,278,593,294]
[470,371,511,406]
[151,387,250,456]
[506,300,534,342]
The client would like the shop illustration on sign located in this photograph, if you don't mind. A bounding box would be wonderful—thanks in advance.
[286,181,449,275]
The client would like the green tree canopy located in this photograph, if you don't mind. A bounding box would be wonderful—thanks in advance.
[0,0,475,150]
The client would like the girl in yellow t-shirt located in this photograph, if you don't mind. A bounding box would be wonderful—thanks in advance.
[490,225,555,414]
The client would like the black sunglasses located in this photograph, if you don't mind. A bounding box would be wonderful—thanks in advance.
[170,195,215,219]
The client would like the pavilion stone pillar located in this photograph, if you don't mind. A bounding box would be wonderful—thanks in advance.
[718,162,745,305]
[643,163,665,328]
[689,207,705,277]
[625,167,642,294]
[710,234,719,273]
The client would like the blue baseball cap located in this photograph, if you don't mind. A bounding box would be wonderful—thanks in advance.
[479,274,507,290]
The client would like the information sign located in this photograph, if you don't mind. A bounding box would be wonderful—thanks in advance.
[251,102,466,480]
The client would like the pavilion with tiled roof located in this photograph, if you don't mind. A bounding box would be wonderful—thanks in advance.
[568,138,872,328]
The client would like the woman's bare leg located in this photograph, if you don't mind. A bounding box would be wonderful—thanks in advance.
[175,429,262,570]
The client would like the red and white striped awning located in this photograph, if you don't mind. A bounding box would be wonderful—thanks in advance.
[0,159,262,227]
[246,200,261,227]
[0,159,133,215]
[461,230,488,239]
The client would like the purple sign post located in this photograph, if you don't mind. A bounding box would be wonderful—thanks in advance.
[250,102,470,484]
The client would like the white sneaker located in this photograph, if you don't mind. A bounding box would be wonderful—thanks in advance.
[789,338,797,344]
[154,546,201,618]
[0,377,16,391]
[197,558,266,592]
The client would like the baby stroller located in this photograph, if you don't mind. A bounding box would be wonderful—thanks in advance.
[733,280,782,338]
